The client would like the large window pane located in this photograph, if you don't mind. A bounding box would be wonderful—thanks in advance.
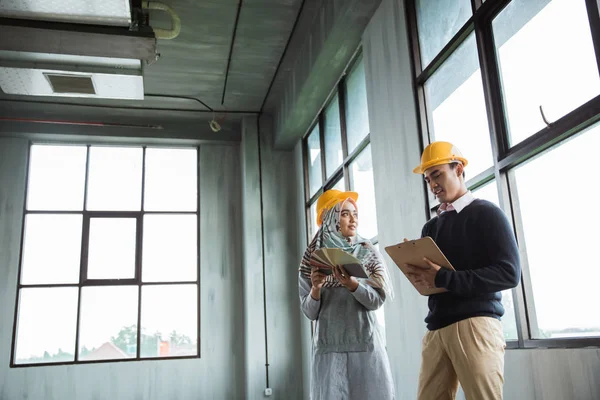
[21,214,82,285]
[307,125,322,197]
[324,95,343,178]
[425,33,493,178]
[344,58,370,154]
[78,286,138,361]
[331,176,344,192]
[493,0,600,146]
[349,145,378,240]
[142,215,197,282]
[415,0,472,67]
[15,287,78,364]
[309,202,318,240]
[87,218,137,280]
[473,181,517,341]
[27,145,87,211]
[141,285,197,358]
[87,147,142,211]
[144,148,197,212]
[513,124,600,338]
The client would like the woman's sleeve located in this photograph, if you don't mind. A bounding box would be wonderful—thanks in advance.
[351,281,385,311]
[299,273,321,320]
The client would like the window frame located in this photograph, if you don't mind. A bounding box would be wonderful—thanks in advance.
[10,142,202,368]
[302,52,378,245]
[406,0,600,349]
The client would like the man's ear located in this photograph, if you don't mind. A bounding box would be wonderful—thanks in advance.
[456,163,464,177]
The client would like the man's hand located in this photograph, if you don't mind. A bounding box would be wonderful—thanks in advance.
[406,257,441,290]
[333,265,359,292]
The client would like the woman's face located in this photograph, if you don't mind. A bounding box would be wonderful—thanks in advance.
[339,201,358,238]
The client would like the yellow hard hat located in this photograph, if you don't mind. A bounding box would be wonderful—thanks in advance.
[316,189,359,227]
[413,141,468,174]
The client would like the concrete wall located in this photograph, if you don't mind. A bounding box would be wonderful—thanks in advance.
[263,0,383,148]
[241,116,307,400]
[361,1,600,399]
[0,137,246,400]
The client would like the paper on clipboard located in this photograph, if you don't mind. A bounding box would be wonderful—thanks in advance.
[384,237,455,296]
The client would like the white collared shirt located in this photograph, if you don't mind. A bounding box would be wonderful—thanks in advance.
[451,190,475,214]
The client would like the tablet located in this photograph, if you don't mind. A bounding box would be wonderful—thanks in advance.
[384,237,455,296]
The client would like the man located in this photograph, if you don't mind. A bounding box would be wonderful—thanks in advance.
[406,141,521,400]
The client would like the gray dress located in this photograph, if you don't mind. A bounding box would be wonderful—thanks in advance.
[299,274,395,400]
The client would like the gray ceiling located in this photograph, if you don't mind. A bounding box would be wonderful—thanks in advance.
[144,0,303,112]
[0,0,304,115]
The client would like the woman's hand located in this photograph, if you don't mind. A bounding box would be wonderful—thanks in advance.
[310,267,327,300]
[333,265,359,292]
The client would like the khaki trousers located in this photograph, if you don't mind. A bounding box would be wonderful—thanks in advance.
[417,317,506,400]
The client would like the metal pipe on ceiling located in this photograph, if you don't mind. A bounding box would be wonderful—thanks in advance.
[0,116,163,129]
[0,98,260,114]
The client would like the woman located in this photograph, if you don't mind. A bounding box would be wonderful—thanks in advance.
[299,189,395,400]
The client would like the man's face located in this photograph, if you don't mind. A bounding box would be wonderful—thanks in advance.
[423,163,464,204]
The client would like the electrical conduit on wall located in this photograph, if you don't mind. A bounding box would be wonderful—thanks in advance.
[143,1,181,40]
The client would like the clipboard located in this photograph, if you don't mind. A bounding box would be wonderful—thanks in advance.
[384,237,455,296]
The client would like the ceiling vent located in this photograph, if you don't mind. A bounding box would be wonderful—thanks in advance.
[0,52,144,100]
[0,0,131,27]
[45,73,96,95]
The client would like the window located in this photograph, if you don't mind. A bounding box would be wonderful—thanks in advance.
[344,59,371,154]
[408,0,600,348]
[303,54,378,244]
[493,0,600,146]
[424,32,493,178]
[415,0,472,67]
[511,124,600,339]
[302,53,385,334]
[472,181,517,341]
[13,144,199,366]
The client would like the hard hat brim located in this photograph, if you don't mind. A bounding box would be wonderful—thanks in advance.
[316,191,359,227]
[413,156,468,174]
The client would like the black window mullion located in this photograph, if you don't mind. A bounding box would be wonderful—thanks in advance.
[406,0,424,77]
[405,1,434,218]
[303,138,311,204]
[136,146,147,359]
[585,0,600,78]
[196,146,201,357]
[473,13,510,166]
[318,114,327,183]
[470,0,480,14]
[494,168,528,346]
[338,80,350,191]
[74,145,91,362]
[135,215,143,284]
[505,171,537,344]
[10,142,33,367]
[136,285,142,359]
[416,20,475,85]
[141,146,147,213]
[497,95,600,171]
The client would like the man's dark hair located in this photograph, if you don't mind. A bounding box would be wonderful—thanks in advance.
[449,162,466,179]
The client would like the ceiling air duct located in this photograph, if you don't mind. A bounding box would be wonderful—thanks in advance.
[0,0,156,100]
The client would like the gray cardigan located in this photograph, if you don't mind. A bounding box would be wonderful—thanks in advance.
[299,274,386,355]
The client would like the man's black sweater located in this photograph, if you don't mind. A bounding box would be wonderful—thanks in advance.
[421,199,521,330]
